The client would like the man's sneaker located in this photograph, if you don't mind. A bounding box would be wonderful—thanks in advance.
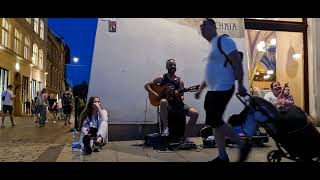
[11,123,16,128]
[161,127,169,137]
[209,156,230,163]
[0,124,5,128]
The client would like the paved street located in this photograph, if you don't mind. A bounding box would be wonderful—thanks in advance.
[0,115,73,162]
[0,115,319,162]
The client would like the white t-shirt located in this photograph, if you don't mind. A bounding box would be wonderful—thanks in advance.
[1,89,14,106]
[205,35,238,91]
[264,92,278,106]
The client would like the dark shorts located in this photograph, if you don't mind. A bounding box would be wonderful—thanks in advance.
[169,103,192,116]
[204,86,235,128]
[63,105,72,115]
[2,105,13,114]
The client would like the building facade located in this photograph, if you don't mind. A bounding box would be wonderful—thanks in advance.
[0,18,68,116]
[47,29,68,100]
[0,18,48,115]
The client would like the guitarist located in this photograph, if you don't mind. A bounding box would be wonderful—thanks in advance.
[144,59,199,141]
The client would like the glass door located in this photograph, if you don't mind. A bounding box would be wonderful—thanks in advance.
[0,68,9,111]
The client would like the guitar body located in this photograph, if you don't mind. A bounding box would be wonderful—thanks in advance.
[148,84,168,106]
[148,84,200,107]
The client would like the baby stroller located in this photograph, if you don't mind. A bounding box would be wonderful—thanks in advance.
[236,93,320,162]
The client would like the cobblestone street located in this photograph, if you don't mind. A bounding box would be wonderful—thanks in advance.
[0,115,73,162]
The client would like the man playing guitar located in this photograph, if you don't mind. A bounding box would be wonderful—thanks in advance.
[144,59,199,140]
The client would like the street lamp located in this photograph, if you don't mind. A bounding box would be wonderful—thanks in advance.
[73,57,79,63]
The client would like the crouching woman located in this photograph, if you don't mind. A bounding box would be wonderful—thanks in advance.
[79,96,109,154]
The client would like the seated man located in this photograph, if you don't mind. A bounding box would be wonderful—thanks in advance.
[264,81,282,106]
[144,59,199,142]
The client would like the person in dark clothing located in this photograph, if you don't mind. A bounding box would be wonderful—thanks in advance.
[145,59,199,141]
[25,99,31,115]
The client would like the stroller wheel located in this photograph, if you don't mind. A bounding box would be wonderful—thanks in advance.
[267,150,282,162]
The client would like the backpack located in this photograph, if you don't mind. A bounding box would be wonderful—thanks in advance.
[62,92,73,106]
[35,95,43,106]
[217,34,244,68]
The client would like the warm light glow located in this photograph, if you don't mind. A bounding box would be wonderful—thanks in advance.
[293,53,302,60]
[267,70,274,75]
[270,38,276,46]
[264,75,270,79]
[255,72,260,75]
[257,41,266,52]
[15,62,20,71]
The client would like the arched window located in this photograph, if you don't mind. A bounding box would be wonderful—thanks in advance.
[38,49,43,69]
[32,44,38,65]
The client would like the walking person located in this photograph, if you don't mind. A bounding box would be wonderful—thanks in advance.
[62,86,74,126]
[37,88,48,127]
[1,85,16,128]
[194,18,250,162]
[34,91,40,123]
[25,99,31,115]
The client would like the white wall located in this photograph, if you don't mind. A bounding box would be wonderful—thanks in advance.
[307,18,320,120]
[89,18,249,124]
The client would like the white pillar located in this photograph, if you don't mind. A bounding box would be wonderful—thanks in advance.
[307,18,320,124]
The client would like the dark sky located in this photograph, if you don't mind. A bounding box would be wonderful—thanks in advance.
[48,18,98,87]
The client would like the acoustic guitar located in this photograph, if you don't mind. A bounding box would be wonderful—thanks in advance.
[148,84,200,106]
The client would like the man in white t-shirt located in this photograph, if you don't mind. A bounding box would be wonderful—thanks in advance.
[1,85,16,128]
[264,81,282,106]
[194,18,249,162]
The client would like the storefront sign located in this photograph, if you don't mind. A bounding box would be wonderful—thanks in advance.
[212,18,245,38]
[165,18,245,38]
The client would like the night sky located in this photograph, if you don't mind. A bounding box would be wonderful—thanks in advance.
[48,18,98,87]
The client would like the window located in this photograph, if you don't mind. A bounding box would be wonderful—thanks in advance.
[40,20,44,40]
[32,44,38,65]
[31,79,37,100]
[1,18,9,47]
[34,18,39,33]
[24,37,30,60]
[38,82,42,92]
[14,28,22,54]
[26,18,31,23]
[0,68,9,111]
[246,30,305,109]
[38,49,43,69]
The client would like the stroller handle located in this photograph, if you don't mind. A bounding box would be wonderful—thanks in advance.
[236,93,252,107]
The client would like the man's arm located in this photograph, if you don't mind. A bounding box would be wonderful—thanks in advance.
[195,81,207,99]
[179,79,185,101]
[144,77,162,97]
[227,50,246,96]
[228,51,244,85]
